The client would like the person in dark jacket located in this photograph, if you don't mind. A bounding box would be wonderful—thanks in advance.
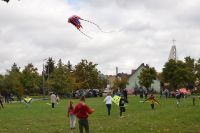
[119,95,128,117]
[123,89,128,103]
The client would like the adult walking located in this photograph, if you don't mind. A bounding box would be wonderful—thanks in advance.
[50,92,57,108]
[104,93,112,116]
[73,96,94,133]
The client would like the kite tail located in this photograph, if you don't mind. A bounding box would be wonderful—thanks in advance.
[78,29,93,39]
[81,19,110,33]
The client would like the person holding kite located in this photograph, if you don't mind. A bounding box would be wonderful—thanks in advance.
[104,92,112,116]
[143,94,160,110]
[23,95,32,108]
[119,95,128,117]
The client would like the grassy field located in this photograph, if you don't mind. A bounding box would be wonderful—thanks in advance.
[0,95,200,133]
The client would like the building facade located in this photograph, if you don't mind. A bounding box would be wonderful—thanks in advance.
[126,63,161,92]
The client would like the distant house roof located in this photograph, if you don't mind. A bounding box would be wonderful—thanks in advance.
[131,69,136,75]
[129,63,145,76]
[117,72,129,77]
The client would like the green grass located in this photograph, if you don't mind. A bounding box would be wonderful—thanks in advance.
[0,96,200,133]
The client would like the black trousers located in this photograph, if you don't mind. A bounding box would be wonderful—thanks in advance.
[52,103,55,108]
[79,119,89,133]
[120,107,125,116]
[151,104,154,109]
[106,104,111,116]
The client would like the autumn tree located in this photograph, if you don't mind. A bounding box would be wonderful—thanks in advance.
[4,63,23,95]
[49,59,75,94]
[21,63,40,94]
[138,65,157,89]
[74,59,100,89]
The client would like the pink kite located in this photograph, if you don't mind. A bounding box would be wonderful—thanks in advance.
[68,15,106,39]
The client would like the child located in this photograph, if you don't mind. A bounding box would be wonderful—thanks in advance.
[73,96,94,133]
[104,93,112,116]
[144,94,159,110]
[67,100,76,129]
[119,95,128,117]
[23,95,32,108]
[175,90,181,107]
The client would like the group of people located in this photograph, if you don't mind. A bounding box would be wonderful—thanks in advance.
[66,92,162,133]
[104,93,128,117]
[0,89,183,133]
[66,93,129,133]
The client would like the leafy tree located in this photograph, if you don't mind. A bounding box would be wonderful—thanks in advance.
[113,75,129,90]
[4,63,22,95]
[44,57,55,79]
[138,65,157,89]
[162,59,178,90]
[195,59,200,90]
[184,56,196,89]
[195,59,200,80]
[162,58,196,90]
[67,60,73,72]
[43,57,56,91]
[97,74,108,90]
[49,59,73,94]
[21,63,40,94]
[0,75,4,93]
[74,59,99,89]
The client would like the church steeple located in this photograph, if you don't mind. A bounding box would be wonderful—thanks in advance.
[168,39,177,61]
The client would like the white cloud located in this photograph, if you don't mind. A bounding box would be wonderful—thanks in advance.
[0,0,200,75]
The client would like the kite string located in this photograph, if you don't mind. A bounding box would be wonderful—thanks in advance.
[78,29,93,39]
[81,19,110,33]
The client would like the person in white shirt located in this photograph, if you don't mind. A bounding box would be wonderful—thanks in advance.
[51,92,57,108]
[104,93,112,116]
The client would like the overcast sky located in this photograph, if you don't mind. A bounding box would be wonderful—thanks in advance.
[0,0,200,75]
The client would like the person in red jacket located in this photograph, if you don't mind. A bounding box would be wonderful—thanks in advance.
[73,96,94,133]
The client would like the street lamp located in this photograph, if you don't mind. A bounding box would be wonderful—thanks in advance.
[43,59,47,96]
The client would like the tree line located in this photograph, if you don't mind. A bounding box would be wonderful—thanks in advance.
[0,56,200,97]
[0,58,108,97]
[138,56,200,92]
[161,56,200,91]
